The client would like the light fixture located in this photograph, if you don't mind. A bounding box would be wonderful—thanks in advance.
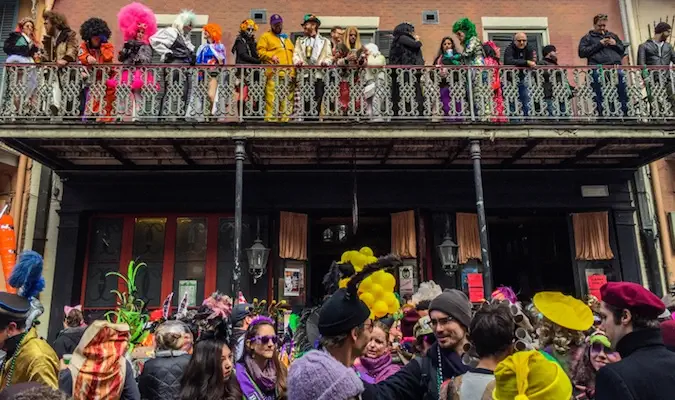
[246,217,270,284]
[437,214,459,276]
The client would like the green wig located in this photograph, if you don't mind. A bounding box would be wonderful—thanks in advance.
[452,18,478,43]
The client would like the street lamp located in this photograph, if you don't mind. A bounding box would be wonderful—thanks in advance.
[246,218,270,284]
[437,215,459,276]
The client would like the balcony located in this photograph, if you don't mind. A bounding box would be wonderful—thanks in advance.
[0,64,673,171]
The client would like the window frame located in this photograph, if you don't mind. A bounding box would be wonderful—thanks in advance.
[481,16,550,61]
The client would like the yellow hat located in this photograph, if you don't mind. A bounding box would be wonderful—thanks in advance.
[493,350,572,400]
[532,292,593,331]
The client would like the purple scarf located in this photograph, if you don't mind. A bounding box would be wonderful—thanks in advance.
[244,355,277,393]
[354,354,401,383]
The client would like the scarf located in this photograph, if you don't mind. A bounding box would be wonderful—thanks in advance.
[429,342,470,380]
[68,321,129,400]
[356,354,400,383]
[245,354,277,393]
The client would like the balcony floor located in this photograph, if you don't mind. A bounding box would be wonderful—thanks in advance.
[1,123,673,172]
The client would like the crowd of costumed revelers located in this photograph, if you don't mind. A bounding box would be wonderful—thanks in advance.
[0,246,675,400]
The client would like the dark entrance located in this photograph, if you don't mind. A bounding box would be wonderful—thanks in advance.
[307,213,391,305]
[489,213,575,299]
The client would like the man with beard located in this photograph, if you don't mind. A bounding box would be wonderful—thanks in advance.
[257,14,295,121]
[292,14,332,120]
[41,11,78,115]
[330,26,344,54]
[638,22,675,115]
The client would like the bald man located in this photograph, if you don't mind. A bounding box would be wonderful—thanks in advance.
[504,32,536,117]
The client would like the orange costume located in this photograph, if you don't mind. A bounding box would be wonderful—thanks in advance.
[79,42,116,118]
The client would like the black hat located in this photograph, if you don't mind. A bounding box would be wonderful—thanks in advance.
[318,254,402,337]
[0,292,30,321]
[542,45,557,57]
[231,303,253,324]
[301,14,321,27]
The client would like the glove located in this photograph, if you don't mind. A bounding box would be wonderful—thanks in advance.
[163,52,174,63]
[189,53,197,66]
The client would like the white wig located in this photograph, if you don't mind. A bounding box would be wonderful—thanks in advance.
[364,43,381,57]
[172,9,196,31]
[412,281,443,305]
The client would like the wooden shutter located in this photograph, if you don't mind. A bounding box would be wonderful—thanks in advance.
[374,30,394,60]
[487,32,543,63]
[0,0,18,64]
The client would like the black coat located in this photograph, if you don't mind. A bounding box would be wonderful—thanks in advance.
[52,326,87,359]
[578,30,625,65]
[637,40,675,66]
[232,34,261,65]
[503,42,534,67]
[138,351,191,400]
[595,328,675,400]
[3,32,39,58]
[389,33,424,66]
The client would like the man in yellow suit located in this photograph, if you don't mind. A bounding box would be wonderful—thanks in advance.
[257,14,295,122]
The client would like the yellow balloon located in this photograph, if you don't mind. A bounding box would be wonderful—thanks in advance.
[373,300,388,318]
[339,278,350,289]
[360,292,376,308]
[359,276,373,293]
[371,283,384,297]
[366,256,378,265]
[370,270,384,285]
[382,273,396,292]
[360,247,374,257]
[384,292,398,307]
[388,303,399,315]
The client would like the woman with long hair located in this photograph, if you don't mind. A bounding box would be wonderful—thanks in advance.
[570,331,620,399]
[483,41,506,122]
[434,36,462,118]
[354,320,400,383]
[189,23,226,120]
[180,337,242,400]
[235,316,287,400]
[3,17,41,111]
[389,22,424,117]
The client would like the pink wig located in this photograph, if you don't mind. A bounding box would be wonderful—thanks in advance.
[118,2,157,43]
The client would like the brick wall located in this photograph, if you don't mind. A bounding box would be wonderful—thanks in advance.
[47,0,626,65]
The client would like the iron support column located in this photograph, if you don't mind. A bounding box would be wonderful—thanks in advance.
[470,140,493,296]
[233,140,246,296]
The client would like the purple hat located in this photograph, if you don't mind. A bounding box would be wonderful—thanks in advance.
[270,14,283,25]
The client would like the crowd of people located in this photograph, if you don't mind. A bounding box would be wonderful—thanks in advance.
[2,250,675,400]
[2,7,674,121]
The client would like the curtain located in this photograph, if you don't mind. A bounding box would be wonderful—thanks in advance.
[572,212,615,260]
[391,210,417,258]
[279,211,308,260]
[456,213,482,264]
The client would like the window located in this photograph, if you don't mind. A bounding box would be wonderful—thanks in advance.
[83,217,123,308]
[374,30,394,60]
[132,217,166,307]
[0,0,18,64]
[251,9,267,24]
[422,10,439,25]
[481,16,549,62]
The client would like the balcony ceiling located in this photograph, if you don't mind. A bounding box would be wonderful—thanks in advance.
[2,123,673,172]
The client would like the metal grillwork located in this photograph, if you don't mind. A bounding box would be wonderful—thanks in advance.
[0,64,673,122]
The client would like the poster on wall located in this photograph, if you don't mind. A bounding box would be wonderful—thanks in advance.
[399,265,414,297]
[284,268,301,297]
[178,280,197,307]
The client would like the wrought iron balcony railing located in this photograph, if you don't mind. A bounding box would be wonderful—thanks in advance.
[0,64,673,123]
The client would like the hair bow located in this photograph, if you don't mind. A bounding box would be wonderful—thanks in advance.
[64,305,82,314]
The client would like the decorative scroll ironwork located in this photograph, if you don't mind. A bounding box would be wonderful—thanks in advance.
[0,64,673,122]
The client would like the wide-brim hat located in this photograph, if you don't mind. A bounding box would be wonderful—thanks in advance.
[301,14,321,27]
[533,292,594,332]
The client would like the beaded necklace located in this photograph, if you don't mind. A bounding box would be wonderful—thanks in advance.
[1,331,28,388]
[436,346,443,399]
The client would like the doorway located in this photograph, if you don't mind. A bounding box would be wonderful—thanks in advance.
[489,213,574,299]
[307,213,391,305]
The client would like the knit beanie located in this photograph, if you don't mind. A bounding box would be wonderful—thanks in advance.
[318,288,371,336]
[429,289,472,330]
[661,320,675,351]
[493,350,572,400]
[288,350,365,400]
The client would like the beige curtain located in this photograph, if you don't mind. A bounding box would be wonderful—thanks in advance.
[391,211,417,258]
[279,212,308,260]
[572,212,615,260]
[457,213,482,264]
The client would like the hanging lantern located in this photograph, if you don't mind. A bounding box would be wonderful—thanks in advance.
[437,235,459,276]
[246,217,270,283]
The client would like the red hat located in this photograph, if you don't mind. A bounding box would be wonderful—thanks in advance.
[661,320,675,348]
[600,282,665,319]
[400,309,420,338]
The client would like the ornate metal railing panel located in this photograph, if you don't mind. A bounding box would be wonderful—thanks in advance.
[0,64,673,123]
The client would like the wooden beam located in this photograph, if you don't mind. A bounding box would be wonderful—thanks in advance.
[501,139,541,165]
[381,141,394,164]
[172,141,196,166]
[97,141,134,166]
[444,140,470,165]
[2,139,74,170]
[559,139,613,166]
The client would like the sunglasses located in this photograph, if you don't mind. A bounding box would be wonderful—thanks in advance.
[590,342,620,361]
[251,335,278,345]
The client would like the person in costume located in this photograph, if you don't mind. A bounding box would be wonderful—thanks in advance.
[138,321,193,400]
[117,2,157,120]
[569,330,620,400]
[361,43,386,121]
[232,19,261,117]
[413,315,435,356]
[257,14,295,122]
[532,291,594,374]
[595,282,675,400]
[292,14,333,120]
[78,17,115,119]
[58,321,141,400]
[188,23,226,120]
[493,350,573,400]
[150,10,196,118]
[482,41,507,123]
[235,316,288,399]
[434,36,463,119]
[389,22,424,117]
[354,320,400,383]
[231,301,254,361]
[3,17,41,108]
[51,305,86,360]
[0,251,58,389]
[41,11,78,115]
